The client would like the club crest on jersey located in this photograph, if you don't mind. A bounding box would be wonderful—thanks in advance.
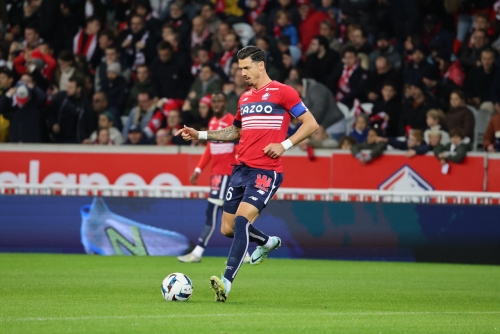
[262,92,271,100]
[255,174,271,192]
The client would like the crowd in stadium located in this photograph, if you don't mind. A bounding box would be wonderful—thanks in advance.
[0,0,500,158]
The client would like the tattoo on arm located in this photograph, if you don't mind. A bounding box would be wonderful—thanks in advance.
[207,125,241,141]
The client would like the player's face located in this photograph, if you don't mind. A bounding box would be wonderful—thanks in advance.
[211,94,227,116]
[238,57,262,87]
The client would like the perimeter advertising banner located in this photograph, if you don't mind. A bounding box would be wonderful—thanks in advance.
[1,196,499,264]
[0,145,494,191]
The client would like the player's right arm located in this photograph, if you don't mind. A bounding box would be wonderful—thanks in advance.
[175,125,241,142]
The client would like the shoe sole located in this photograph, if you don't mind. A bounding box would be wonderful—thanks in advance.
[177,257,201,263]
[209,276,227,302]
[250,238,281,266]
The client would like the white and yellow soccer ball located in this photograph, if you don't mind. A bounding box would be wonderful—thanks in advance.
[161,273,193,301]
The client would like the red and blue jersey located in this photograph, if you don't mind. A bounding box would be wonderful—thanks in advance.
[234,80,307,172]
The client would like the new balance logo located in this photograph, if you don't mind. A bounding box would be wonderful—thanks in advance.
[255,174,271,192]
[257,190,265,195]
[249,196,258,201]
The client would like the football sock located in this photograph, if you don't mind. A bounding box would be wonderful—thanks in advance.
[224,216,250,283]
[248,224,270,246]
[196,202,220,248]
[191,245,204,258]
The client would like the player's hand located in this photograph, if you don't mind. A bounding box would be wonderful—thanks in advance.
[263,143,285,159]
[174,125,199,141]
[190,172,199,185]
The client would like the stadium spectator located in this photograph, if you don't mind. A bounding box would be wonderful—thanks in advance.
[370,81,401,137]
[216,33,240,80]
[338,135,357,150]
[132,0,161,39]
[200,3,222,35]
[350,114,369,143]
[445,90,475,142]
[344,26,372,56]
[297,0,329,52]
[90,92,108,123]
[255,37,282,80]
[287,78,345,140]
[483,112,500,152]
[187,64,222,106]
[298,125,338,150]
[399,80,439,136]
[434,128,469,174]
[73,16,101,65]
[368,32,402,72]
[328,47,368,109]
[424,109,450,145]
[74,0,106,27]
[191,16,212,50]
[0,69,15,96]
[155,128,171,146]
[101,62,128,117]
[318,20,341,52]
[274,10,299,46]
[95,46,131,93]
[125,65,153,116]
[53,50,84,92]
[164,2,192,52]
[435,48,465,89]
[166,109,188,145]
[93,128,114,145]
[123,92,158,138]
[120,14,156,71]
[0,80,46,143]
[458,29,490,73]
[464,48,497,109]
[48,76,94,143]
[404,45,429,85]
[87,112,123,146]
[378,129,429,157]
[350,128,386,165]
[304,35,340,85]
[124,123,150,145]
[366,56,402,102]
[150,41,191,100]
[267,0,301,34]
[426,128,443,150]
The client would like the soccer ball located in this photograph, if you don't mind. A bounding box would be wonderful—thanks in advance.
[161,273,193,301]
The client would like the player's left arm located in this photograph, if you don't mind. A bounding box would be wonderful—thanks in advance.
[263,110,319,159]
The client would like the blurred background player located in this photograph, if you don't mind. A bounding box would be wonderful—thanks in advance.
[177,46,318,302]
[177,92,249,263]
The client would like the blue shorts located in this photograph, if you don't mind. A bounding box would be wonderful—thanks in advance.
[209,175,230,204]
[223,164,284,214]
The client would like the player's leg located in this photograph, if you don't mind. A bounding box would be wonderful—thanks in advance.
[178,175,229,263]
[210,202,259,302]
[177,199,221,263]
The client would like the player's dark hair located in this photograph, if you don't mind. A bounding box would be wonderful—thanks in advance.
[236,46,266,64]
[211,91,227,100]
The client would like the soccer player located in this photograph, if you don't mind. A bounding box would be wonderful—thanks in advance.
[177,92,250,263]
[176,46,319,302]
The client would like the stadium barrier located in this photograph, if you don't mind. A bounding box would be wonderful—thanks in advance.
[0,144,498,191]
[1,194,499,264]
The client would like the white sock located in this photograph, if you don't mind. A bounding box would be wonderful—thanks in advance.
[223,276,232,294]
[263,236,275,249]
[191,245,204,258]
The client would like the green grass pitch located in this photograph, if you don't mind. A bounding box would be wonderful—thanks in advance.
[0,254,499,333]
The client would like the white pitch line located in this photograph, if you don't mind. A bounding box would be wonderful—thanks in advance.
[1,311,499,322]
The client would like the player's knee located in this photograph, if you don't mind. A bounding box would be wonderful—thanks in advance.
[220,224,233,237]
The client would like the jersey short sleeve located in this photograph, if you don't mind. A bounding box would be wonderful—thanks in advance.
[233,102,242,128]
[280,85,307,118]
